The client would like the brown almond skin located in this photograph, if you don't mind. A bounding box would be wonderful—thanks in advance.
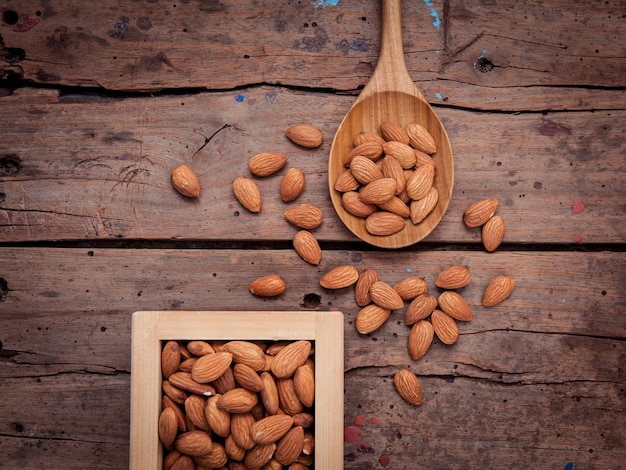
[463,198,499,228]
[158,407,178,449]
[406,122,436,154]
[334,169,361,192]
[435,265,471,290]
[342,191,377,218]
[280,168,306,202]
[408,320,434,361]
[161,340,181,379]
[232,176,262,212]
[171,164,201,198]
[438,291,473,321]
[275,425,305,465]
[431,309,459,345]
[393,369,423,406]
[271,340,312,379]
[249,152,288,177]
[320,264,359,289]
[370,280,404,310]
[285,124,323,148]
[292,230,321,265]
[249,274,286,297]
[355,304,391,334]
[359,178,397,205]
[482,214,505,252]
[250,414,295,445]
[482,274,515,307]
[354,268,380,307]
[405,293,438,325]
[410,186,439,224]
[191,351,233,384]
[394,276,428,301]
[284,204,323,229]
[380,121,410,145]
[365,211,406,236]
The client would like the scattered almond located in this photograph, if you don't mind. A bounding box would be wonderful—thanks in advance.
[354,268,380,307]
[393,369,423,406]
[280,168,306,202]
[284,204,323,229]
[249,152,288,177]
[249,274,286,297]
[171,164,200,198]
[355,304,391,334]
[431,309,459,345]
[320,264,359,289]
[463,198,499,228]
[435,265,471,290]
[285,124,323,148]
[408,320,434,361]
[232,176,262,212]
[292,230,321,265]
[482,214,505,252]
[405,293,438,325]
[482,274,515,307]
[370,280,404,310]
[438,291,473,321]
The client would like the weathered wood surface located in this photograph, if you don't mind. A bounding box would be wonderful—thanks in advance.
[0,248,624,468]
[1,0,625,468]
[1,0,625,111]
[1,87,624,244]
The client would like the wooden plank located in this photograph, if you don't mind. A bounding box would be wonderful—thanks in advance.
[1,88,624,243]
[1,0,625,111]
[0,248,624,467]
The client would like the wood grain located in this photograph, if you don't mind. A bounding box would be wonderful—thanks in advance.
[0,248,624,468]
[1,88,624,243]
[2,0,625,110]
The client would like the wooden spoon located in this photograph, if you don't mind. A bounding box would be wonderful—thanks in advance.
[328,0,454,249]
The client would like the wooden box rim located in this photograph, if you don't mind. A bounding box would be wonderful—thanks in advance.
[129,310,344,469]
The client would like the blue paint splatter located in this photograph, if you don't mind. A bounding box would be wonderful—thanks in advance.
[235,94,244,102]
[314,0,339,8]
[435,50,440,54]
[406,268,413,273]
[423,0,441,29]
[435,92,442,100]
[564,463,573,470]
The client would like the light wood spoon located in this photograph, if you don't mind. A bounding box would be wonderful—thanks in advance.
[328,0,454,248]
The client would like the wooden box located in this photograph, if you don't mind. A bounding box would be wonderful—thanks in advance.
[129,310,344,469]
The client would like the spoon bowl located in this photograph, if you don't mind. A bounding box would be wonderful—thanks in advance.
[328,0,454,249]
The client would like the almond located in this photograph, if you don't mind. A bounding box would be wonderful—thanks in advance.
[377,196,411,218]
[431,309,459,345]
[230,412,256,450]
[174,430,213,457]
[163,395,187,432]
[342,191,377,218]
[251,414,295,445]
[293,362,315,408]
[410,186,439,224]
[405,163,435,200]
[334,168,361,192]
[232,176,262,212]
[381,155,406,194]
[354,268,380,307]
[222,341,267,372]
[191,351,233,383]
[184,394,210,431]
[244,443,276,469]
[249,274,286,297]
[285,124,323,148]
[249,152,288,177]
[168,372,216,397]
[194,443,228,468]
[463,198,499,228]
[414,149,436,167]
[482,214,505,252]
[233,363,264,392]
[354,131,385,147]
[293,412,314,429]
[217,387,259,413]
[394,276,428,301]
[370,280,404,309]
[406,122,436,154]
[320,264,359,289]
[383,141,416,169]
[405,293,438,325]
[275,425,305,465]
[171,164,200,198]
[303,429,314,455]
[212,366,236,394]
[260,371,280,415]
[355,304,391,334]
[276,377,303,415]
[204,395,231,437]
[365,211,406,236]
[438,291,473,321]
[393,369,423,406]
[380,121,410,145]
[271,340,312,379]
[482,274,515,307]
[279,168,306,202]
[343,141,384,166]
[284,204,323,229]
[292,230,321,265]
[358,178,397,204]
[158,407,178,449]
[186,340,215,356]
[408,320,434,361]
[167,453,193,470]
[161,340,181,379]
[435,265,471,290]
[163,379,187,404]
[350,155,384,184]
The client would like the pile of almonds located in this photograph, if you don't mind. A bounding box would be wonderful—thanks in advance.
[159,339,315,469]
[334,121,439,236]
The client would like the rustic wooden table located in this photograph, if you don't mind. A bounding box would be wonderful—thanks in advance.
[1,1,625,469]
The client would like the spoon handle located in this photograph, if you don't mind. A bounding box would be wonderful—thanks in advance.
[367,0,424,98]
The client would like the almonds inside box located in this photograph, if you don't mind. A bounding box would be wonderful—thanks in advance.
[129,311,343,470]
